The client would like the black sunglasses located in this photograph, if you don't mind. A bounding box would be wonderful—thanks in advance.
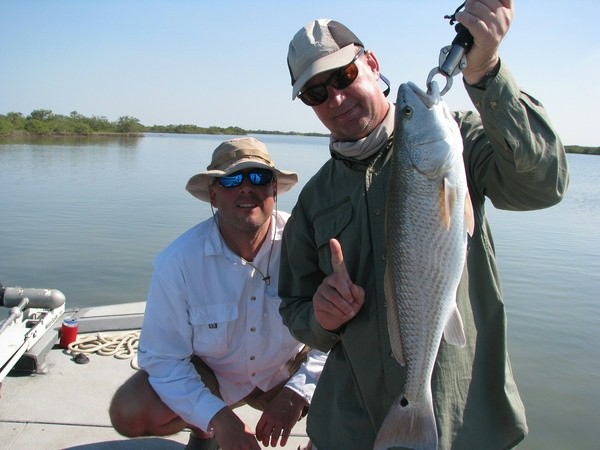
[298,49,365,107]
[216,169,274,189]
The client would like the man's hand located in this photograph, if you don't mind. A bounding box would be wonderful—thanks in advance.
[457,0,514,84]
[313,239,365,331]
[210,406,261,450]
[255,387,308,447]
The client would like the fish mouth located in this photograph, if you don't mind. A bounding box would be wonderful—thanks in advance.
[406,81,441,108]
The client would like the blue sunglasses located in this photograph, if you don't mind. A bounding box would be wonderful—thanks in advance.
[217,169,274,188]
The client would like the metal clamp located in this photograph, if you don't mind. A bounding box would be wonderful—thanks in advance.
[426,23,473,96]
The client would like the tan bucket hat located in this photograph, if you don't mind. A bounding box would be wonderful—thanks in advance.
[185,137,298,202]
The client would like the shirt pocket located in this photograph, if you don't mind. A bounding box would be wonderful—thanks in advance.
[313,198,353,273]
[189,303,238,358]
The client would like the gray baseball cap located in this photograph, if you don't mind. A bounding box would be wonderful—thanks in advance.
[287,19,364,100]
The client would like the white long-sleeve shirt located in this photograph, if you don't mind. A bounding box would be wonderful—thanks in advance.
[138,211,325,431]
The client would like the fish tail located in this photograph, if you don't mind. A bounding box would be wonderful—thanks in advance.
[373,394,437,450]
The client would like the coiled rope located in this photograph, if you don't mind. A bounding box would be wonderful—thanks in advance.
[68,331,140,369]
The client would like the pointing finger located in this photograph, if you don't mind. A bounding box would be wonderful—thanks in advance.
[330,238,349,278]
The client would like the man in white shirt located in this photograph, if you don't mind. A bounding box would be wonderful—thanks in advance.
[109,137,323,450]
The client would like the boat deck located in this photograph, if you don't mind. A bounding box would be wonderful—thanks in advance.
[0,303,309,449]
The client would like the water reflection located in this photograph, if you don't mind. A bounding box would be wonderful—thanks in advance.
[0,134,143,148]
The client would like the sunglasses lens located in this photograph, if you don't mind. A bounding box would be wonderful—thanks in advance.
[331,63,358,90]
[299,86,327,106]
[298,61,360,107]
[218,173,243,188]
[217,170,273,188]
[248,170,274,186]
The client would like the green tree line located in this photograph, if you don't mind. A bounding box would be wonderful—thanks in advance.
[0,110,146,135]
[564,145,600,155]
[0,109,249,137]
[0,109,597,153]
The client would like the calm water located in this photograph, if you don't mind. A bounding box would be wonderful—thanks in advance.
[0,134,598,449]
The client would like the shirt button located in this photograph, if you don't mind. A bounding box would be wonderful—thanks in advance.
[250,355,255,361]
[250,327,256,332]
[374,208,381,215]
[380,255,386,261]
[250,296,256,301]
[251,372,256,377]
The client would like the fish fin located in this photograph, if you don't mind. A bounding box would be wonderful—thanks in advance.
[384,261,405,366]
[442,177,457,230]
[374,393,438,450]
[464,188,475,237]
[443,304,467,347]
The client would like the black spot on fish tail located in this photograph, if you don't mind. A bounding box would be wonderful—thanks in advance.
[400,397,409,407]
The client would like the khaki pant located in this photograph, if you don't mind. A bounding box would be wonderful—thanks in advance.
[191,346,310,412]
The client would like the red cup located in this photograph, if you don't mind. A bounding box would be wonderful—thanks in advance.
[60,317,78,348]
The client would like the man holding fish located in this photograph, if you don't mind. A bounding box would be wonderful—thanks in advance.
[279,1,569,449]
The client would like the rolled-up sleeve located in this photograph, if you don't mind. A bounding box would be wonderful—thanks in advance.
[284,349,328,403]
[458,62,569,211]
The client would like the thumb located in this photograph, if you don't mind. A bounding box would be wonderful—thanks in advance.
[330,238,349,278]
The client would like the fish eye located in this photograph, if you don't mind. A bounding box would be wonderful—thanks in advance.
[402,106,413,118]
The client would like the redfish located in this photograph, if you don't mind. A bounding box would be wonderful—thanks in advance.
[374,80,474,450]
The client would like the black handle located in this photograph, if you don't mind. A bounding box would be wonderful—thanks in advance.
[452,23,474,54]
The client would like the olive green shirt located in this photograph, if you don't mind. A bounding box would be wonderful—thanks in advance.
[279,64,569,450]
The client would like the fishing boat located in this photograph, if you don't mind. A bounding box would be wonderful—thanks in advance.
[0,284,308,449]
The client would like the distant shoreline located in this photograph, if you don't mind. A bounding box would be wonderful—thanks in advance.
[0,109,597,154]
[561,145,600,155]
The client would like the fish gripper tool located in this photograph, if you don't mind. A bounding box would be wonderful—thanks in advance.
[427,23,474,96]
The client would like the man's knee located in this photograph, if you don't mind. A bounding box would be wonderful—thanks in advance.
[109,369,187,437]
[109,370,153,437]
[109,398,141,437]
